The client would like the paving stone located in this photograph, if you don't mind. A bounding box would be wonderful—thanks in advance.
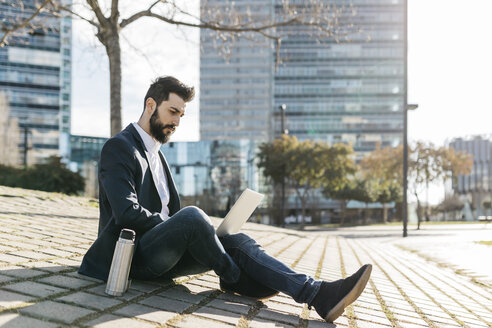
[0,273,15,283]
[216,291,257,305]
[307,319,338,328]
[194,306,243,325]
[65,270,105,283]
[139,295,191,313]
[57,291,123,310]
[84,314,156,327]
[19,300,94,324]
[181,282,215,295]
[265,300,303,315]
[8,250,51,260]
[175,315,234,328]
[27,261,71,272]
[114,303,176,323]
[37,274,94,289]
[249,317,297,328]
[0,254,27,264]
[0,289,33,308]
[3,281,67,297]
[38,248,75,257]
[257,308,301,326]
[0,313,58,328]
[207,298,251,315]
[128,280,161,292]
[88,284,143,301]
[0,265,46,278]
[158,285,206,304]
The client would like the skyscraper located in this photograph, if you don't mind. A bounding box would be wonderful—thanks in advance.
[0,0,72,165]
[200,0,405,157]
[200,0,274,141]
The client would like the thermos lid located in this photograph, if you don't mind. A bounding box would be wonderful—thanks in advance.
[120,229,136,241]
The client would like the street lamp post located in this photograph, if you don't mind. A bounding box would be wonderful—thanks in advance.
[279,104,288,226]
[403,103,418,237]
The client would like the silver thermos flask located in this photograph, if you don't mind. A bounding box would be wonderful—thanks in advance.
[105,229,135,296]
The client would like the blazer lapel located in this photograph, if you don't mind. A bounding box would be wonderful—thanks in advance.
[126,123,181,215]
[159,151,181,215]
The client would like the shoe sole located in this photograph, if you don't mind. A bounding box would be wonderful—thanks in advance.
[325,264,372,323]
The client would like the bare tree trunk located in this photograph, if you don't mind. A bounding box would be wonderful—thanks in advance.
[382,203,388,224]
[364,203,369,225]
[299,197,307,230]
[415,191,422,230]
[106,34,122,136]
[340,200,347,225]
[98,26,122,137]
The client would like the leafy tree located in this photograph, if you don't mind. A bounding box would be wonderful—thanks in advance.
[362,143,472,227]
[2,0,359,136]
[323,178,359,225]
[435,194,464,220]
[258,135,354,229]
[350,177,379,224]
[410,142,472,229]
[360,145,402,223]
[376,182,401,223]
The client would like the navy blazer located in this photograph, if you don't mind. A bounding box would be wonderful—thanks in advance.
[78,124,181,281]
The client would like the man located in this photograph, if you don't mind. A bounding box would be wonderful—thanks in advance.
[79,76,372,323]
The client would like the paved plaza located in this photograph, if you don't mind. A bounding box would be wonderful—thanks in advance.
[0,185,491,327]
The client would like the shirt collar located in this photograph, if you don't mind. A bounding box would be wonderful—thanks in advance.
[132,122,161,154]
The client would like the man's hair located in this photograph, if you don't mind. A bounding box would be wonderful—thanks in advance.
[143,76,195,110]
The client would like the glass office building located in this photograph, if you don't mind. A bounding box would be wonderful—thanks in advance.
[0,0,72,165]
[449,136,492,219]
[274,0,404,158]
[200,0,405,157]
[200,0,274,141]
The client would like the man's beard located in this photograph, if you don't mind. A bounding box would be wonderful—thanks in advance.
[149,110,175,144]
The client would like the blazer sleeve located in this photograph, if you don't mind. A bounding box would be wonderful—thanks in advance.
[99,137,163,233]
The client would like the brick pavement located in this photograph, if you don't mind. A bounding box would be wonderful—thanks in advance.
[0,185,491,327]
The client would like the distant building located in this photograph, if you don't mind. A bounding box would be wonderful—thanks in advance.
[449,136,492,219]
[199,0,405,221]
[199,1,273,141]
[0,0,72,165]
[200,0,405,157]
[69,135,107,197]
[162,140,263,217]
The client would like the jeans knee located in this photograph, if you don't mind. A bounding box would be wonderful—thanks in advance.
[179,206,213,230]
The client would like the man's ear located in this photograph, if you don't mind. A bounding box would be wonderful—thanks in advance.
[145,98,156,114]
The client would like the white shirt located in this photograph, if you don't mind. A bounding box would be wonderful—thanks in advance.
[132,122,170,220]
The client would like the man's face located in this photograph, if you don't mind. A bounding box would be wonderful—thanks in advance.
[149,93,186,144]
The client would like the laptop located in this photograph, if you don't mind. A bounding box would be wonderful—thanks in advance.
[216,188,264,237]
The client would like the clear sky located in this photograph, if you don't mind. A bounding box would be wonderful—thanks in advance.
[70,1,492,203]
[407,0,492,146]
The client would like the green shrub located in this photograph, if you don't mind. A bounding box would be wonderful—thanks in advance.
[0,156,85,195]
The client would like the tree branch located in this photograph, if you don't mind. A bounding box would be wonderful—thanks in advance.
[110,0,119,22]
[0,0,51,47]
[141,12,299,34]
[86,0,107,25]
[50,0,99,28]
[120,0,161,29]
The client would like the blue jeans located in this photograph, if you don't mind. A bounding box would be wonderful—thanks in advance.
[131,206,320,304]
